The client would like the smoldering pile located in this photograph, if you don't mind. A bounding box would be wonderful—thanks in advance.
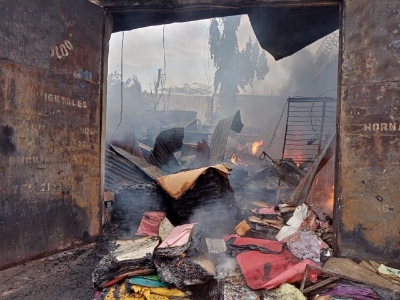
[95,110,400,299]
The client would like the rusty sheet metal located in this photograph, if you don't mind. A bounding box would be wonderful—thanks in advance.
[0,0,104,270]
[109,134,144,160]
[209,110,244,165]
[335,0,400,264]
[110,144,167,181]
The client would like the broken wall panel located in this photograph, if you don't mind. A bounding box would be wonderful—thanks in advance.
[209,111,244,165]
[335,0,400,264]
[0,0,104,270]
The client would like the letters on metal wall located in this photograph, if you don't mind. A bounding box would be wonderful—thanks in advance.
[0,0,104,270]
[335,0,400,264]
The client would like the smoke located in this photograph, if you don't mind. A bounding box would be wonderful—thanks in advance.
[106,15,338,159]
[215,254,237,279]
[255,49,338,98]
[188,200,239,239]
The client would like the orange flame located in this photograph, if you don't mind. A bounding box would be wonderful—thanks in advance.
[231,153,239,165]
[230,153,248,166]
[251,140,264,155]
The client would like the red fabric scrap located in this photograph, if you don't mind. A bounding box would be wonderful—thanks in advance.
[236,250,299,290]
[236,250,320,290]
[263,259,320,289]
[232,237,283,253]
[136,212,166,237]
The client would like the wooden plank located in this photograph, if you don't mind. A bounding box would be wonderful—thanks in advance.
[302,276,339,294]
[323,258,400,294]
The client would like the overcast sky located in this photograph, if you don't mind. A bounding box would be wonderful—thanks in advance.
[108,15,328,98]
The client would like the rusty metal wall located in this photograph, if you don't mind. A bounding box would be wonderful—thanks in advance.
[0,0,104,270]
[335,0,400,264]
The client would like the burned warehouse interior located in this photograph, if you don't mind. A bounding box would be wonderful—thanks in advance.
[1,0,400,299]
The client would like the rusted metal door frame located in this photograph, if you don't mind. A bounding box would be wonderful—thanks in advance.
[333,1,344,257]
[100,14,114,225]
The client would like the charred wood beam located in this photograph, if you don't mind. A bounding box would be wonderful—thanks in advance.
[91,0,341,11]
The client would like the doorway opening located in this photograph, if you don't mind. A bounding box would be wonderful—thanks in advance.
[102,3,340,296]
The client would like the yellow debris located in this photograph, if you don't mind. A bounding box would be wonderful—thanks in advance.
[130,285,186,299]
[104,283,143,299]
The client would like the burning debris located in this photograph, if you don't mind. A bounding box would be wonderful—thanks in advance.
[96,108,400,299]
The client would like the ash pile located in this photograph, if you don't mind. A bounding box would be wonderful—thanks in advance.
[95,110,400,299]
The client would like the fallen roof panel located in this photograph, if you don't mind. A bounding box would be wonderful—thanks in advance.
[209,110,244,165]
[91,0,340,60]
[105,149,153,194]
[109,144,167,180]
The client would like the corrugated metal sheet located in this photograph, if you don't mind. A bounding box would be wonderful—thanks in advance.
[110,144,167,180]
[0,0,104,270]
[335,0,400,265]
[209,110,244,165]
[92,0,340,60]
[250,5,339,60]
[105,149,152,194]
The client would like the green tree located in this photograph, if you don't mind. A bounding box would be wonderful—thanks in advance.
[209,16,269,116]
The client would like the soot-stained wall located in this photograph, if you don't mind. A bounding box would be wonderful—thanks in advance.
[336,0,400,265]
[0,0,105,270]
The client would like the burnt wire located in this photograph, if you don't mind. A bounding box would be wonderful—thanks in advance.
[152,25,168,111]
[163,25,167,85]
[116,31,124,129]
[205,20,214,119]
[162,24,170,109]
[203,18,213,90]
[261,102,287,156]
[204,2,214,119]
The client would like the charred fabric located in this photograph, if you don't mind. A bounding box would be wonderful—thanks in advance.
[95,110,400,299]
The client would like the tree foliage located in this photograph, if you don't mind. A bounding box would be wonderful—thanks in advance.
[170,83,212,95]
[108,72,149,114]
[209,16,270,116]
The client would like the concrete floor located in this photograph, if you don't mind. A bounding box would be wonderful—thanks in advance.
[0,243,105,300]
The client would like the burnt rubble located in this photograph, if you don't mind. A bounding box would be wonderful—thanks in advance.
[95,110,400,299]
